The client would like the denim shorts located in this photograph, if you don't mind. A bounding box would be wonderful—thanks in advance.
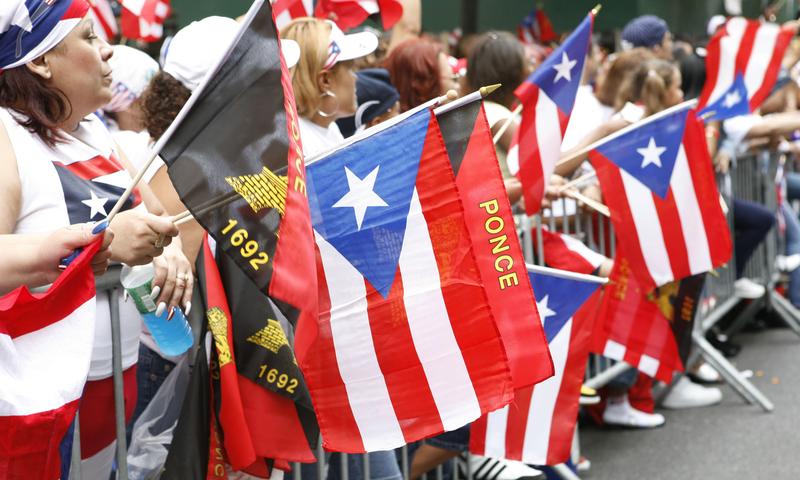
[425,424,471,452]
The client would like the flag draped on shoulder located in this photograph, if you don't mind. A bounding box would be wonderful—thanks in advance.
[594,257,706,383]
[470,266,603,466]
[437,98,553,389]
[699,17,794,112]
[159,0,317,326]
[515,10,594,215]
[590,108,731,290]
[0,239,102,480]
[301,110,514,453]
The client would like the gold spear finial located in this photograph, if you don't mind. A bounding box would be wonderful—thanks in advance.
[591,4,602,15]
[480,83,502,97]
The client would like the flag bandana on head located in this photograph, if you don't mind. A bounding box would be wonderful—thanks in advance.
[0,0,90,71]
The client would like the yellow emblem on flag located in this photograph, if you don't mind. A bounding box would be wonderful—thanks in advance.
[207,307,233,367]
[225,167,288,215]
[247,318,297,364]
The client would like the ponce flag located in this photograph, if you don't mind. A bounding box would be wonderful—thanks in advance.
[88,0,118,41]
[594,256,706,383]
[437,98,553,390]
[120,0,171,42]
[0,239,101,480]
[272,0,313,29]
[515,10,593,215]
[471,266,604,466]
[698,16,794,112]
[589,108,732,290]
[315,0,403,30]
[300,110,513,452]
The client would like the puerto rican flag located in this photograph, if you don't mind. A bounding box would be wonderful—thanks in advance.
[517,7,558,45]
[120,0,171,42]
[515,11,593,215]
[315,0,403,30]
[537,228,607,275]
[470,265,604,466]
[87,0,118,41]
[272,0,313,29]
[0,240,101,479]
[300,110,513,452]
[589,108,732,290]
[698,16,794,112]
[698,73,750,122]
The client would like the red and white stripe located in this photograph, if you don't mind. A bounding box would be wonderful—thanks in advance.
[120,0,171,42]
[538,228,606,275]
[0,242,99,479]
[307,132,513,453]
[272,0,313,30]
[88,0,118,41]
[590,113,732,289]
[517,88,570,215]
[699,17,794,111]
[471,292,597,465]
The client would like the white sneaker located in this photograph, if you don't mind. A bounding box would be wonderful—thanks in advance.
[469,454,543,480]
[662,376,722,409]
[734,278,766,299]
[602,395,665,428]
[776,254,800,272]
[692,362,721,384]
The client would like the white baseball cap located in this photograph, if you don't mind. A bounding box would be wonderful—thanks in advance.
[163,16,302,92]
[321,20,378,70]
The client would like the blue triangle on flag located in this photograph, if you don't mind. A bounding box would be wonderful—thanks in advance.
[698,74,750,122]
[307,111,430,297]
[525,13,592,115]
[528,268,601,344]
[595,108,689,199]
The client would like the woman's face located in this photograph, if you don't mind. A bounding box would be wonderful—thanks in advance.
[43,18,114,120]
[325,60,358,118]
[665,68,684,107]
[438,52,458,95]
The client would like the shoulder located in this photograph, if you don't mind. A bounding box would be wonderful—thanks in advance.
[0,110,21,231]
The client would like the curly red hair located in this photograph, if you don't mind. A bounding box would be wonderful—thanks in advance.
[384,39,443,112]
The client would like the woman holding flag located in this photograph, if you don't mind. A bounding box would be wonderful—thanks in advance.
[0,1,193,477]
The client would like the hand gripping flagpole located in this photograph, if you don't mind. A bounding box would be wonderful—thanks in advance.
[103,0,267,226]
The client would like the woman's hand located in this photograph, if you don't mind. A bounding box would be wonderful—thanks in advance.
[151,237,194,319]
[41,223,114,281]
[108,209,179,266]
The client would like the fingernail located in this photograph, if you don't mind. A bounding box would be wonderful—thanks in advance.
[156,302,166,317]
[58,264,67,271]
[123,291,129,302]
[151,286,161,299]
[184,301,192,316]
[92,220,109,234]
[167,307,175,321]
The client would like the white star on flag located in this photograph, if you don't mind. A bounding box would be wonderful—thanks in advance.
[552,52,577,83]
[82,190,109,219]
[332,165,388,230]
[722,90,742,109]
[637,137,666,168]
[537,294,557,322]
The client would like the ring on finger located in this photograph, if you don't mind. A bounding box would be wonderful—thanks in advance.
[154,233,166,249]
[176,272,190,282]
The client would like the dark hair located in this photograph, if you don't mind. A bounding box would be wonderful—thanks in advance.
[467,32,527,108]
[676,51,706,100]
[141,70,191,141]
[0,67,71,147]
[384,39,442,112]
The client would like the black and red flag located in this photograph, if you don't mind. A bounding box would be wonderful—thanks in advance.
[436,97,553,390]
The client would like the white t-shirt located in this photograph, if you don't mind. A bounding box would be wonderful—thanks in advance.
[561,85,614,152]
[299,116,345,158]
[723,114,763,148]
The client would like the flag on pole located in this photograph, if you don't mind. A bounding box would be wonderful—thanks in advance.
[315,0,404,30]
[87,0,118,41]
[590,108,732,290]
[300,110,513,452]
[158,0,317,329]
[437,98,553,390]
[0,239,101,480]
[697,73,750,122]
[272,0,313,30]
[536,228,607,275]
[120,0,171,42]
[470,265,604,466]
[515,10,594,215]
[698,16,794,112]
[518,6,558,45]
[594,256,706,383]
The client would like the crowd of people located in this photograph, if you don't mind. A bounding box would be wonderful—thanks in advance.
[2,0,800,478]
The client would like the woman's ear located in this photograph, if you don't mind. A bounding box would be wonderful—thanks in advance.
[25,56,52,80]
[317,69,332,93]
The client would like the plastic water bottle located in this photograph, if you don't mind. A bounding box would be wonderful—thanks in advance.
[120,263,193,356]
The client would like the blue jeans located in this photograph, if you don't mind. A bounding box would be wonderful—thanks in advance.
[733,198,775,278]
[782,202,800,306]
[126,344,176,445]
[302,451,402,480]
